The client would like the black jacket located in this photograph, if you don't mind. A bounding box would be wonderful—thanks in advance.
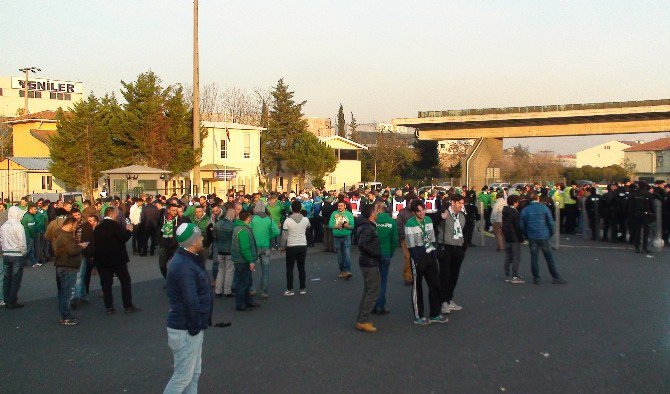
[502,205,524,243]
[140,204,159,228]
[93,218,132,268]
[356,219,381,267]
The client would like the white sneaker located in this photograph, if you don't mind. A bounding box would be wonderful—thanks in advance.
[448,301,462,311]
[0,301,5,306]
[283,290,295,296]
[299,288,307,295]
[441,302,451,314]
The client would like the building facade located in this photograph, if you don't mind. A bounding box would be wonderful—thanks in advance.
[318,136,367,191]
[0,76,83,117]
[0,157,67,201]
[575,139,642,168]
[624,137,670,182]
[305,117,336,138]
[198,121,264,195]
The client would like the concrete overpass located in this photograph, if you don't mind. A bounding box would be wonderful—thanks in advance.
[393,99,670,187]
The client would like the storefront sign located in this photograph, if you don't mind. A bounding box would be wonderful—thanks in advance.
[215,170,236,180]
[11,77,83,94]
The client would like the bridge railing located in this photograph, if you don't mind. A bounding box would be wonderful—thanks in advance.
[418,99,670,118]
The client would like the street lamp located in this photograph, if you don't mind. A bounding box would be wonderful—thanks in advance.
[18,66,41,114]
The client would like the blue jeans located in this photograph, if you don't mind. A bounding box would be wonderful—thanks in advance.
[3,255,24,305]
[258,248,270,294]
[56,267,77,319]
[374,257,391,311]
[233,263,254,310]
[164,328,203,394]
[334,236,352,272]
[529,239,560,280]
[25,237,36,266]
[74,257,89,300]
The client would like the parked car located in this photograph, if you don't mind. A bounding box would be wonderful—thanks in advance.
[27,192,84,203]
[356,182,383,191]
[488,182,509,191]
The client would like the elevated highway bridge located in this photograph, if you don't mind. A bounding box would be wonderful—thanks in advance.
[393,99,670,187]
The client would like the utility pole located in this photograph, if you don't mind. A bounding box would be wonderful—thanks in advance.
[191,0,201,197]
[18,66,41,115]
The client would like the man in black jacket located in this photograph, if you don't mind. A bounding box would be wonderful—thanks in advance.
[502,195,525,284]
[139,200,160,256]
[354,205,381,333]
[94,207,141,314]
[630,182,655,253]
[157,204,189,278]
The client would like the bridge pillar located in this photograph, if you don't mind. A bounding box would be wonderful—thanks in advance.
[463,138,503,188]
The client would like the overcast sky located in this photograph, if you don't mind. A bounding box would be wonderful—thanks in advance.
[2,1,669,153]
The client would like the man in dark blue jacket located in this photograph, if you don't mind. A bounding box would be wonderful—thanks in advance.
[164,223,213,393]
[520,192,566,285]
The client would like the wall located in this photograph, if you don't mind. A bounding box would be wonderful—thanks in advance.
[625,151,655,174]
[0,77,83,117]
[575,140,629,167]
[325,160,362,191]
[465,138,503,189]
[11,121,55,157]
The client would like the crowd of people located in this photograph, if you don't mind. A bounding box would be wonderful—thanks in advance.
[0,179,667,391]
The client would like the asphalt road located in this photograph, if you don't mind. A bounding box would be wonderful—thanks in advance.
[0,236,668,393]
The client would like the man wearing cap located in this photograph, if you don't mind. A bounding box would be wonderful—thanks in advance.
[164,223,213,393]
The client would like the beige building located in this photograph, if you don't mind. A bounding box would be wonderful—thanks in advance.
[0,76,83,117]
[575,139,642,168]
[318,136,367,190]
[305,117,335,138]
[0,157,68,201]
[198,121,264,194]
[623,137,670,182]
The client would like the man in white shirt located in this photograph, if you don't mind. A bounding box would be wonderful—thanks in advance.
[129,197,144,255]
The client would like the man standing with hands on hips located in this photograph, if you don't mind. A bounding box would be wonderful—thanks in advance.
[164,223,213,393]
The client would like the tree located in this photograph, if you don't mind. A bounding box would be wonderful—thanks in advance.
[260,100,269,128]
[285,132,337,190]
[361,131,417,185]
[412,140,441,179]
[115,71,199,174]
[261,78,308,188]
[337,104,345,137]
[349,112,360,142]
[49,95,116,198]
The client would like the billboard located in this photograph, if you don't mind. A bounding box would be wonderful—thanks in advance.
[11,77,83,94]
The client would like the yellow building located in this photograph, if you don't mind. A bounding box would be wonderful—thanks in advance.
[5,110,57,157]
[319,136,367,191]
[0,157,68,201]
[198,121,264,195]
[0,76,83,117]
[623,137,670,182]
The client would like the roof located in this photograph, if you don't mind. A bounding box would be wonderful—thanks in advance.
[318,135,369,150]
[4,110,58,124]
[201,121,265,131]
[29,129,56,145]
[624,137,670,152]
[6,157,52,171]
[101,164,171,174]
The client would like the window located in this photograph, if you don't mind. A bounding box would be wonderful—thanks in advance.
[137,180,157,191]
[220,139,227,159]
[604,145,610,150]
[657,155,664,167]
[279,177,284,187]
[243,133,251,158]
[0,88,3,96]
[338,149,358,160]
[113,179,127,193]
[330,175,337,185]
[49,92,71,100]
[64,93,71,100]
[19,91,41,98]
[41,175,52,190]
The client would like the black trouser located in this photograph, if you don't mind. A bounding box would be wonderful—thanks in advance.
[410,251,441,319]
[564,204,577,234]
[285,246,307,291]
[131,224,142,253]
[463,220,475,246]
[613,214,627,241]
[602,216,611,240]
[437,244,465,304]
[587,212,597,240]
[309,217,323,243]
[84,258,96,294]
[98,264,133,309]
[159,246,177,278]
[630,216,650,251]
[140,225,157,255]
[305,224,314,246]
[484,208,492,230]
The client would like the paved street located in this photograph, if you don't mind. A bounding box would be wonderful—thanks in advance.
[1,235,668,393]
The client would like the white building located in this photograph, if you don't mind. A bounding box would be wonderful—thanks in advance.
[575,139,642,168]
[0,76,84,117]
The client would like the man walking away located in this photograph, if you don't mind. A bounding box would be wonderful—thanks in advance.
[437,194,467,316]
[355,205,382,333]
[139,200,159,256]
[502,195,525,284]
[231,211,260,311]
[94,207,142,314]
[396,196,414,285]
[1,206,27,308]
[251,202,280,300]
[372,201,397,315]
[164,223,213,394]
[280,201,310,296]
[214,208,235,297]
[520,192,566,285]
[53,217,86,325]
[405,200,447,325]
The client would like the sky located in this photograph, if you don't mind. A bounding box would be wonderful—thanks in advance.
[2,1,670,153]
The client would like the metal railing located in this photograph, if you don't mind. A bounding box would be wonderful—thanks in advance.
[418,99,670,118]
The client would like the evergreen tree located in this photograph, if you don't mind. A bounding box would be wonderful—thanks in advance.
[49,95,116,198]
[260,100,269,128]
[412,140,441,179]
[337,104,345,137]
[349,112,360,142]
[115,71,197,174]
[261,78,307,185]
[285,132,337,190]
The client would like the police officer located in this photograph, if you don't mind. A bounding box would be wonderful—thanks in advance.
[630,181,655,253]
[599,184,615,242]
[584,187,599,240]
[563,182,579,234]
[611,183,630,243]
